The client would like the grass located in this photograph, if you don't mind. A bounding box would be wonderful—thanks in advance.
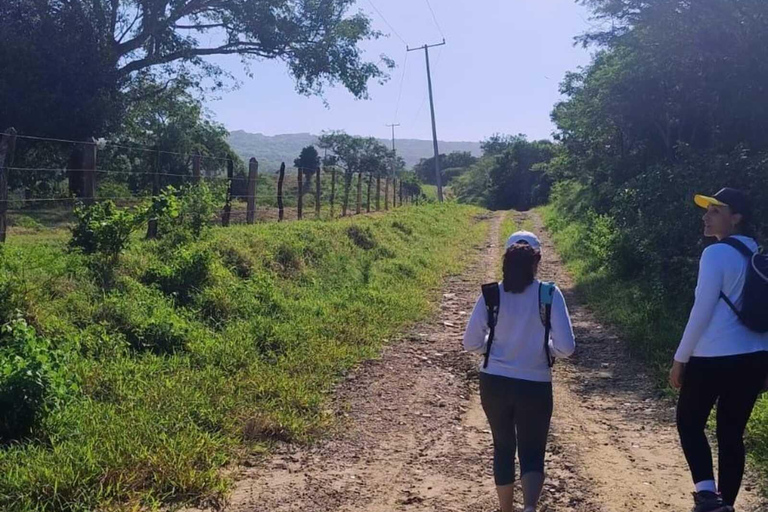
[0,203,488,511]
[538,203,768,491]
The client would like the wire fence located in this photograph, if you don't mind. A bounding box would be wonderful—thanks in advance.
[0,128,425,244]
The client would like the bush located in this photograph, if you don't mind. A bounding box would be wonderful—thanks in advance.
[69,201,146,261]
[0,316,72,443]
[142,246,214,306]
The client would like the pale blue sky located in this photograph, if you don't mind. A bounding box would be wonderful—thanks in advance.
[206,0,595,142]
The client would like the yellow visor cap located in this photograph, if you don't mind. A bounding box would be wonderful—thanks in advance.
[694,194,728,209]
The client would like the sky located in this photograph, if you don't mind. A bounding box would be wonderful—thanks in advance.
[205,0,596,143]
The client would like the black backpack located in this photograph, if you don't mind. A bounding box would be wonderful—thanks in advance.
[717,237,768,333]
[481,282,556,369]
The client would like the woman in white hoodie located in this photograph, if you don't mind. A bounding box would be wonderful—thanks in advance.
[463,231,575,512]
[670,188,768,512]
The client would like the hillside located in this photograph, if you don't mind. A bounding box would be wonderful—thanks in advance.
[227,130,482,171]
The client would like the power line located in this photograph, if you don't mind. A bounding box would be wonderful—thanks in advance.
[409,45,443,126]
[366,0,408,46]
[424,0,446,39]
[393,49,409,123]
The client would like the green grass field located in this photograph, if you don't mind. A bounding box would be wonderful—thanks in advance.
[0,203,487,511]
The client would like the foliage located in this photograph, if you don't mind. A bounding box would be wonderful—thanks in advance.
[153,182,221,243]
[544,0,768,484]
[69,201,146,261]
[413,151,478,185]
[0,0,392,141]
[0,316,74,443]
[294,146,321,189]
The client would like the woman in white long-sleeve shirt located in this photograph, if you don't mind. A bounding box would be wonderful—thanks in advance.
[463,231,575,512]
[670,188,768,512]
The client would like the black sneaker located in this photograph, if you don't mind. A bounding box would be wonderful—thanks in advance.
[691,491,734,512]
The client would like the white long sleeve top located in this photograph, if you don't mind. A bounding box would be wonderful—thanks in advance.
[674,236,768,363]
[462,280,575,382]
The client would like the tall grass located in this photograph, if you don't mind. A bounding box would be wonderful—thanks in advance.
[0,203,487,511]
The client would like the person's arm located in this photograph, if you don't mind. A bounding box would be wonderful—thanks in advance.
[463,293,489,354]
[673,247,724,364]
[670,247,724,388]
[549,286,575,358]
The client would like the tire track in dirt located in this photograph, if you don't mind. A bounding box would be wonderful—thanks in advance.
[185,210,766,512]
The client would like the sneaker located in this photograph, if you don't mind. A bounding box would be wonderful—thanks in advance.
[691,491,734,512]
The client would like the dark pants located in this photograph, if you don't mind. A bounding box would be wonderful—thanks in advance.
[676,352,768,506]
[479,372,553,486]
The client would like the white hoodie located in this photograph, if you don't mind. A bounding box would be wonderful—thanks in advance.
[463,280,576,382]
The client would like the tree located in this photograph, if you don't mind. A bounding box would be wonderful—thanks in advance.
[294,146,321,190]
[413,151,478,184]
[318,132,389,216]
[0,0,394,138]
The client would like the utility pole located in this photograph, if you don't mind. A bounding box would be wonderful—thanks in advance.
[408,39,446,202]
[386,122,400,186]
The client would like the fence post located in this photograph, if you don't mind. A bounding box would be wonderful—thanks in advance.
[82,138,97,205]
[222,158,234,227]
[147,147,161,239]
[297,167,304,220]
[277,162,285,222]
[315,167,321,218]
[356,171,363,214]
[384,174,390,211]
[329,168,337,218]
[0,128,17,244]
[376,175,381,210]
[366,172,373,213]
[399,180,403,207]
[246,158,258,224]
[193,154,201,183]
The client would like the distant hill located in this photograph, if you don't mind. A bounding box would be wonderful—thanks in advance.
[227,130,483,172]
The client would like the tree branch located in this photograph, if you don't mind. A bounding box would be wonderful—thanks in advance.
[117,42,282,76]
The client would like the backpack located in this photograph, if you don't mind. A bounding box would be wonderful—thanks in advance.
[481,281,556,369]
[717,237,768,333]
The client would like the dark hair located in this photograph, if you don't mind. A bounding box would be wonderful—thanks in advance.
[503,243,541,293]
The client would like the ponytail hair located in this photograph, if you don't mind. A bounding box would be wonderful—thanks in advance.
[503,243,541,293]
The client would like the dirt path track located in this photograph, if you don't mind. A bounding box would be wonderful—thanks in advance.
[188,211,765,512]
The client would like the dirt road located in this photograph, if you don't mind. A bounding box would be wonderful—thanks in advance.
[191,211,765,512]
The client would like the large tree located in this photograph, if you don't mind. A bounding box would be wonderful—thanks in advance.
[413,151,478,185]
[0,0,393,138]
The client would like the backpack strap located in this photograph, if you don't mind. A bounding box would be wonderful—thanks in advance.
[539,282,556,368]
[716,238,755,320]
[481,283,501,369]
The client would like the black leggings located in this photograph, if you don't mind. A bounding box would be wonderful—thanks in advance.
[479,372,553,486]
[676,352,768,506]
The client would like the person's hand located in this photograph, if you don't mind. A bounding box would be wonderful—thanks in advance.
[669,361,686,389]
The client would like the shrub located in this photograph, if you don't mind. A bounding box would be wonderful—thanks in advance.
[0,316,72,443]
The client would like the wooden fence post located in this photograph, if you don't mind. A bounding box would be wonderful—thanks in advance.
[384,175,390,211]
[356,171,363,214]
[376,175,381,210]
[147,147,160,239]
[366,172,372,213]
[0,128,17,244]
[297,167,304,220]
[222,158,234,227]
[193,154,201,183]
[82,138,97,205]
[399,180,403,207]
[277,162,285,222]
[329,168,337,218]
[315,167,321,218]
[246,158,258,224]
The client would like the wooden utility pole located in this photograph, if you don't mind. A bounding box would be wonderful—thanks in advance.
[408,40,446,202]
